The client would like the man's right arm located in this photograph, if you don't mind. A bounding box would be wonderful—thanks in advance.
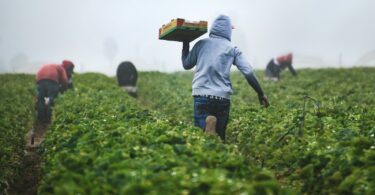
[181,41,198,70]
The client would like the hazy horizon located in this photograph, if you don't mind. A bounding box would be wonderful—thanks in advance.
[1,0,375,75]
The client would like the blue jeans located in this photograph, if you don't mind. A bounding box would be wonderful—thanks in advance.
[194,96,230,141]
[36,79,60,123]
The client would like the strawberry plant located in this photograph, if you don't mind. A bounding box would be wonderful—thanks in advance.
[137,68,375,194]
[38,73,287,194]
[4,68,373,194]
[0,74,34,192]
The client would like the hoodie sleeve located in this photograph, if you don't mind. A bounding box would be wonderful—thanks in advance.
[233,47,264,96]
[181,41,200,70]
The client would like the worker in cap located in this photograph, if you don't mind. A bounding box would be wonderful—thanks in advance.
[265,53,297,81]
[35,60,75,123]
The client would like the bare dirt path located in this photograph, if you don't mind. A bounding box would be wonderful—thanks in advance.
[7,123,48,195]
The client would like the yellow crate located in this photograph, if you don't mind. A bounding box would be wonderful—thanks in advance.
[159,18,208,42]
[159,19,178,37]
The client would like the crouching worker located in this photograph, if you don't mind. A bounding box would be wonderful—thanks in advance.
[265,53,297,81]
[35,60,74,123]
[116,61,138,98]
[181,15,269,142]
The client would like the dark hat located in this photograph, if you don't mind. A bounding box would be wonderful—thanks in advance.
[62,60,74,70]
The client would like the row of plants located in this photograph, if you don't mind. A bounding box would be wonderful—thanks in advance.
[137,72,193,122]
[38,73,288,194]
[137,68,375,194]
[0,74,35,192]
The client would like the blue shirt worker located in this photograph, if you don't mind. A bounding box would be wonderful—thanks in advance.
[181,14,269,141]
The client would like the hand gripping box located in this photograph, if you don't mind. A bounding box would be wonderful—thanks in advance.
[159,18,208,42]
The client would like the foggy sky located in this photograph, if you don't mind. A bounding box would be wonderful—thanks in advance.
[1,0,374,75]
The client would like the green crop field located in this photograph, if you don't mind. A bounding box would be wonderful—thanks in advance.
[1,68,374,194]
[138,68,375,194]
[0,74,34,192]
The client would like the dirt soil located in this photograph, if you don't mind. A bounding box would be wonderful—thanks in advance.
[7,123,48,195]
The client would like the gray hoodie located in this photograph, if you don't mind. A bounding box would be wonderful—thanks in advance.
[182,15,263,99]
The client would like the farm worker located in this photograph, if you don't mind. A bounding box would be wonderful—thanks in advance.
[116,61,138,98]
[265,53,297,81]
[181,14,269,141]
[35,60,75,123]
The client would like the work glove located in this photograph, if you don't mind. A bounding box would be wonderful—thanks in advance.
[258,94,270,107]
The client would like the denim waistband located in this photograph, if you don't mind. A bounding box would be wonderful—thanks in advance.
[193,95,229,101]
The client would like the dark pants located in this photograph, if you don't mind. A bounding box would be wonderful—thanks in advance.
[265,59,281,78]
[194,96,230,141]
[36,80,59,123]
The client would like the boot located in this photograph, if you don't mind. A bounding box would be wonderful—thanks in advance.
[205,115,217,135]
